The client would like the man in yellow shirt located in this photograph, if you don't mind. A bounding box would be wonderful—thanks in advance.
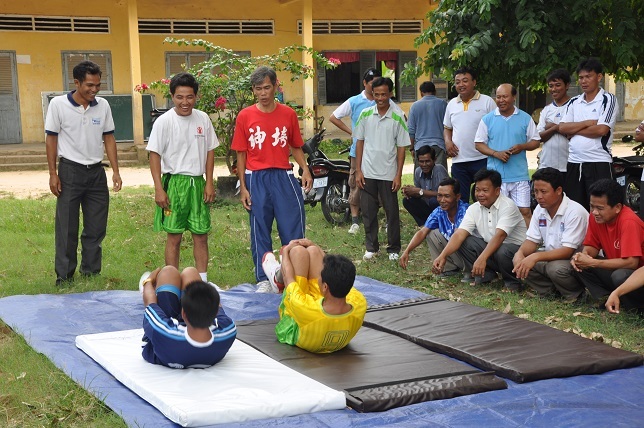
[263,239,367,353]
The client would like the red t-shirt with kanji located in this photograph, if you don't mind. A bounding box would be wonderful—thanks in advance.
[583,206,644,267]
[232,103,303,171]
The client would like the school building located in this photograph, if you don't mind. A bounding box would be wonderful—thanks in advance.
[0,0,641,145]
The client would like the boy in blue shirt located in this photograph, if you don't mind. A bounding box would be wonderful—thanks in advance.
[140,266,236,369]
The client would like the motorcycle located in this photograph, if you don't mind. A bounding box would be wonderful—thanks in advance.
[613,135,644,217]
[299,122,352,225]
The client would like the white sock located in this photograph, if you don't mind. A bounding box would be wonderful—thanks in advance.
[199,272,208,282]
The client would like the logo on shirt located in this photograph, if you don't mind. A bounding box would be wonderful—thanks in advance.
[248,125,288,149]
[614,239,620,250]
[555,112,561,118]
[197,126,203,135]
[560,222,565,232]
[538,216,547,228]
[91,117,101,125]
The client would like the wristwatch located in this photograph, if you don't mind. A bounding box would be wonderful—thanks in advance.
[419,189,424,197]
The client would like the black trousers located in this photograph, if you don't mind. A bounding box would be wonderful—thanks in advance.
[574,266,644,310]
[402,196,438,227]
[457,235,520,287]
[564,162,612,209]
[360,178,401,253]
[55,159,109,280]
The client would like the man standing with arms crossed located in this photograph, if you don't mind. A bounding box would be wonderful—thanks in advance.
[559,58,618,208]
[45,60,122,285]
[444,67,496,203]
[232,66,312,293]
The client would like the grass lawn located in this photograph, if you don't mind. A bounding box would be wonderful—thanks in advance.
[0,175,642,426]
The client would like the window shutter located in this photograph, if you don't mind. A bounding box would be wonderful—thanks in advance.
[398,51,417,102]
[433,78,448,100]
[62,52,112,91]
[166,53,187,76]
[0,55,12,95]
[316,57,327,105]
[359,51,376,91]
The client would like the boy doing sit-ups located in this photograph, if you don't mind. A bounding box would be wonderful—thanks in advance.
[140,266,236,368]
[262,239,367,353]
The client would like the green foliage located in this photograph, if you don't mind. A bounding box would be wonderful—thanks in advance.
[137,38,338,171]
[403,0,644,92]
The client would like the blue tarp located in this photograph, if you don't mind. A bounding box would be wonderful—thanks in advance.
[0,276,642,427]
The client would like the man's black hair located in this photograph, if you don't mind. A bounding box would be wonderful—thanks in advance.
[416,145,436,160]
[320,254,356,298]
[371,77,394,92]
[589,178,625,207]
[170,72,199,95]
[454,66,477,81]
[419,81,436,94]
[363,67,382,83]
[73,61,102,83]
[473,168,502,188]
[181,281,219,328]
[577,58,603,75]
[438,177,460,195]
[547,68,571,85]
[531,167,564,192]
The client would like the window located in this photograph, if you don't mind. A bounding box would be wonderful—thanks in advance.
[165,51,251,76]
[62,51,112,92]
[317,51,417,104]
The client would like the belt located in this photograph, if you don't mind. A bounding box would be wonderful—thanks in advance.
[59,157,105,169]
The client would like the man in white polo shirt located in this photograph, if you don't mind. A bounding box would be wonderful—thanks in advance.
[443,67,496,203]
[512,168,588,302]
[432,169,527,291]
[559,58,618,208]
[355,77,411,261]
[45,60,122,285]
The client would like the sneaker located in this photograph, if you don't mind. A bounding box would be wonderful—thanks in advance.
[261,252,284,292]
[388,253,399,261]
[255,280,278,293]
[348,223,360,234]
[207,281,223,292]
[460,272,472,283]
[139,271,151,294]
[363,250,378,260]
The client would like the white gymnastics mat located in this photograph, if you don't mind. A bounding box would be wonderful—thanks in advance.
[76,329,347,427]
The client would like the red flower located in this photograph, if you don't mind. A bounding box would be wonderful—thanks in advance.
[215,96,227,110]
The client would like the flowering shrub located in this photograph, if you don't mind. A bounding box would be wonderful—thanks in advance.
[136,37,339,173]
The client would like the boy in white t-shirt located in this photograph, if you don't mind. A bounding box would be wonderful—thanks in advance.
[147,73,219,282]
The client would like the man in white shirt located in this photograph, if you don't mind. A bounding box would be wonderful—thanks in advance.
[443,67,496,203]
[513,168,588,302]
[536,69,573,176]
[559,58,618,208]
[147,73,218,283]
[433,169,527,291]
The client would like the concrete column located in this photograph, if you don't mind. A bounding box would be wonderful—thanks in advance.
[127,0,144,146]
[301,0,314,137]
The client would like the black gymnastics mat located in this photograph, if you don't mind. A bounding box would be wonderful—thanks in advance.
[363,297,644,383]
[235,319,507,412]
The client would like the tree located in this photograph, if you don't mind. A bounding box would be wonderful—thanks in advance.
[403,0,644,92]
[138,38,338,172]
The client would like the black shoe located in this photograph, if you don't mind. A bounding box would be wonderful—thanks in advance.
[55,276,73,286]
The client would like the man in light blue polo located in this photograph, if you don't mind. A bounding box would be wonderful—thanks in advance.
[355,77,411,261]
[475,83,540,226]
[408,81,448,169]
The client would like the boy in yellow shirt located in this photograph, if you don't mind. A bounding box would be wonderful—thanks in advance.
[263,239,366,353]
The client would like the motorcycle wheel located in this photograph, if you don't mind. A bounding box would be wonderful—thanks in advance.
[321,178,351,225]
[625,176,640,215]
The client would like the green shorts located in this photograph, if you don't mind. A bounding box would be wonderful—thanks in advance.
[153,174,211,235]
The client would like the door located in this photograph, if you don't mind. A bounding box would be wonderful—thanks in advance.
[0,52,21,144]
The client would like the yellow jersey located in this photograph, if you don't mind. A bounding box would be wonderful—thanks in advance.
[275,276,367,353]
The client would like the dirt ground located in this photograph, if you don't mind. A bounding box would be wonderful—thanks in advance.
[0,144,637,199]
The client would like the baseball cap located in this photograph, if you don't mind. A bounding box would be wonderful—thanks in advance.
[363,68,382,82]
